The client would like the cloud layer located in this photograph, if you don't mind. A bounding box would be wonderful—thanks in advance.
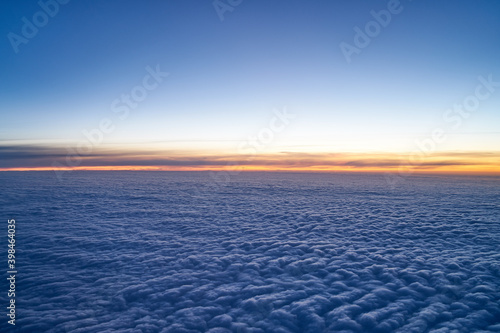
[1,144,499,174]
[1,171,499,332]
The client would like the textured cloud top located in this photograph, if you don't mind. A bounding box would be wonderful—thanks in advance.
[1,172,499,332]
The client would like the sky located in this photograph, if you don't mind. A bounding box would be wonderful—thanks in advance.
[1,0,499,174]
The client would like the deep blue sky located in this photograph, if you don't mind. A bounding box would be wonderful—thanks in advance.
[1,0,499,162]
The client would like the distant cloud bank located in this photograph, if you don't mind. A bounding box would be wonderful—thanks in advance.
[0,144,499,175]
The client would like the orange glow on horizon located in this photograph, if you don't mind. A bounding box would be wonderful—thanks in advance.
[1,149,499,175]
[1,164,500,175]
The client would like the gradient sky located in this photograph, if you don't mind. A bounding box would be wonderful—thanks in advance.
[1,0,499,173]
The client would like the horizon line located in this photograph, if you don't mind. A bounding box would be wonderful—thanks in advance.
[1,165,500,176]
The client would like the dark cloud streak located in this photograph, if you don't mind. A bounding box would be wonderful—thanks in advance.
[0,144,498,170]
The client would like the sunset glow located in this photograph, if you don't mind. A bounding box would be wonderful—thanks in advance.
[2,149,499,175]
[1,1,499,175]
